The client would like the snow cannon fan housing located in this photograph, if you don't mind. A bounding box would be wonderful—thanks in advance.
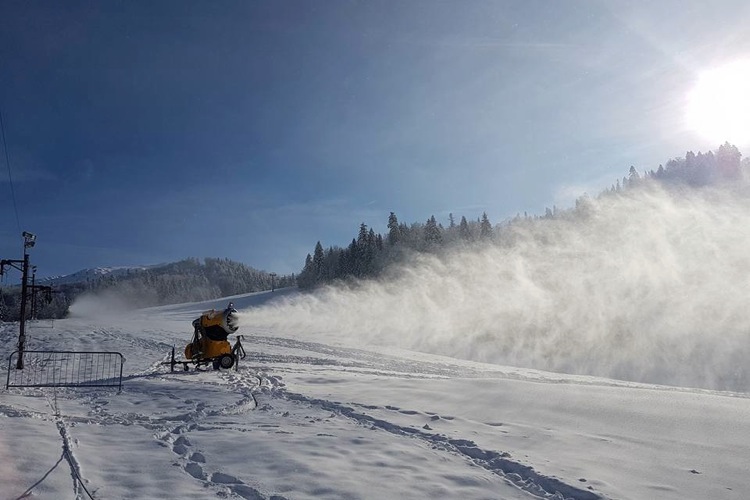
[192,307,239,341]
[183,306,242,366]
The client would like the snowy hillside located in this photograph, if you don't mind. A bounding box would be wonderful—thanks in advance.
[2,289,749,500]
[38,266,151,286]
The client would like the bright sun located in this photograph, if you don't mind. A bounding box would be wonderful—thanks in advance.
[686,60,750,146]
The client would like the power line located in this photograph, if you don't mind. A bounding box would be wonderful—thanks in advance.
[0,107,22,233]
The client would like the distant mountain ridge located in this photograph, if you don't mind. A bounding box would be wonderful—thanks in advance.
[1,258,296,320]
[39,265,155,286]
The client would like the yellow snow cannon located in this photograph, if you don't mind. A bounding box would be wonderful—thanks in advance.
[165,303,246,372]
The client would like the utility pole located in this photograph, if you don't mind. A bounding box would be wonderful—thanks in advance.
[30,266,37,320]
[270,272,277,292]
[17,232,35,369]
[0,231,35,369]
[28,266,53,320]
[17,251,29,368]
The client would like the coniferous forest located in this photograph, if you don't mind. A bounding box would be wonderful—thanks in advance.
[297,143,749,289]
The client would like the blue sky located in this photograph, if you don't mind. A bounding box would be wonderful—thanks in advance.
[2,1,749,279]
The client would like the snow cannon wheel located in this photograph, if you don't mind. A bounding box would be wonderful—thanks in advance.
[215,354,235,370]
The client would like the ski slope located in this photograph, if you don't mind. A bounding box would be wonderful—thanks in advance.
[2,289,749,500]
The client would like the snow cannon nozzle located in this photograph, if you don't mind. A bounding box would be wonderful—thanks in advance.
[224,306,239,333]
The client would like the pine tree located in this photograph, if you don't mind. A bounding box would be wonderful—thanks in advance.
[312,241,325,283]
[424,215,442,246]
[387,212,400,246]
[717,142,742,179]
[628,166,641,186]
[459,216,471,241]
[480,212,492,239]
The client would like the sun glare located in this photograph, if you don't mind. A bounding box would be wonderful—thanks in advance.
[686,60,750,146]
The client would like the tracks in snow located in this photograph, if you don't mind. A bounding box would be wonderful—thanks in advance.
[146,338,606,500]
[20,364,279,500]
[45,391,97,500]
[7,326,607,500]
[253,375,604,500]
[150,369,291,500]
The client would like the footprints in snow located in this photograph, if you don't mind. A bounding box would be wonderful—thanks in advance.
[162,424,284,500]
[151,370,290,499]
[276,391,603,500]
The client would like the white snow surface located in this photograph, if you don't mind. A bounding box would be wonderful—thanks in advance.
[2,289,749,500]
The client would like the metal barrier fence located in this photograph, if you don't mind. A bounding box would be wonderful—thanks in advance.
[6,350,124,390]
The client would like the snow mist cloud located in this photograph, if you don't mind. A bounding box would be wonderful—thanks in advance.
[69,290,138,318]
[242,183,750,391]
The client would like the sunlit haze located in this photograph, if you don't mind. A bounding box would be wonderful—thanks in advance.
[240,181,750,391]
[2,1,750,277]
[686,60,750,147]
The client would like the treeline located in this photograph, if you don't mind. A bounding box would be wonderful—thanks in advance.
[606,142,746,191]
[298,142,749,289]
[0,257,294,320]
[296,211,494,288]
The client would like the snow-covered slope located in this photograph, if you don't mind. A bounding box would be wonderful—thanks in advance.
[2,290,749,500]
[39,266,151,286]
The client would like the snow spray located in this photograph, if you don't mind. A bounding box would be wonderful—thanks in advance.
[241,182,750,391]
